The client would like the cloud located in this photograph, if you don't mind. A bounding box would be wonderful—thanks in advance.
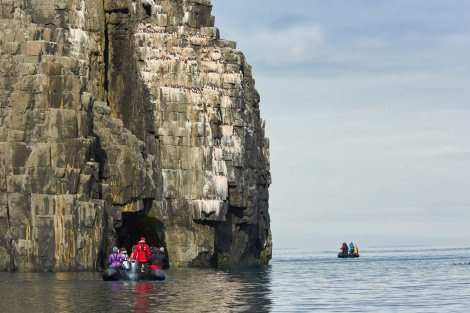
[211,0,470,249]
[239,25,324,67]
[214,0,470,81]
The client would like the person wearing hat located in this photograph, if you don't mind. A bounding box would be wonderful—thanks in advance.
[132,237,151,273]
[119,247,130,270]
[148,246,168,270]
[108,246,125,269]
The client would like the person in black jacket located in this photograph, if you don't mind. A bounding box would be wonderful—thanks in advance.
[149,246,168,270]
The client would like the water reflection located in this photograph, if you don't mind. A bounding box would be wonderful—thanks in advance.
[0,266,272,312]
[101,266,273,312]
[159,266,273,312]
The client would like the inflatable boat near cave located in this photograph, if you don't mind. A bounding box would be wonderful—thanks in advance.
[338,251,360,258]
[102,260,166,281]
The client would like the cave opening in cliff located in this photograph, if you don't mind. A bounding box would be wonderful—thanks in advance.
[114,204,164,252]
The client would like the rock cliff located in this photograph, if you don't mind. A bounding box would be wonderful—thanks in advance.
[0,0,271,271]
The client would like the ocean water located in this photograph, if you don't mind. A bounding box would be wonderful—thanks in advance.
[0,247,469,312]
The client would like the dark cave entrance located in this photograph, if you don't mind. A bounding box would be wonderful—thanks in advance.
[114,205,164,252]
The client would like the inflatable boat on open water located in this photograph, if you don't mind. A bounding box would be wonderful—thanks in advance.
[102,260,166,281]
[338,251,360,258]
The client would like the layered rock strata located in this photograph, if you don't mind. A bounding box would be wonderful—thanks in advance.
[0,0,271,271]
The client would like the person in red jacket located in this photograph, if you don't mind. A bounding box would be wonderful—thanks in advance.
[132,237,151,273]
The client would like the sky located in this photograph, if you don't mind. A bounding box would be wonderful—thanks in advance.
[211,0,470,250]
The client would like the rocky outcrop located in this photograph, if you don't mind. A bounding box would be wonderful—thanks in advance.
[0,0,271,271]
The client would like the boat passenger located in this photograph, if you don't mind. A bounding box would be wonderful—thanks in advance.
[353,244,359,254]
[120,247,130,270]
[349,242,355,253]
[341,242,348,255]
[108,246,125,269]
[132,237,151,273]
[130,244,136,260]
[149,246,168,270]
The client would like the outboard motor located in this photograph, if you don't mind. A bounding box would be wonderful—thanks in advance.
[128,260,137,281]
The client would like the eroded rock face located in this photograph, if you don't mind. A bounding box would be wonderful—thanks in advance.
[0,0,271,271]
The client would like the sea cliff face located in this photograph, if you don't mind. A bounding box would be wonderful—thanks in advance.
[0,0,271,271]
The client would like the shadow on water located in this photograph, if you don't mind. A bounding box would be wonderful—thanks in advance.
[0,266,273,313]
[160,266,273,312]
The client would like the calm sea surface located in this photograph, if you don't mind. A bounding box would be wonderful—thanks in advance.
[0,247,469,312]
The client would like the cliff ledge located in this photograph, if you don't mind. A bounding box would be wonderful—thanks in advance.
[0,0,271,271]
